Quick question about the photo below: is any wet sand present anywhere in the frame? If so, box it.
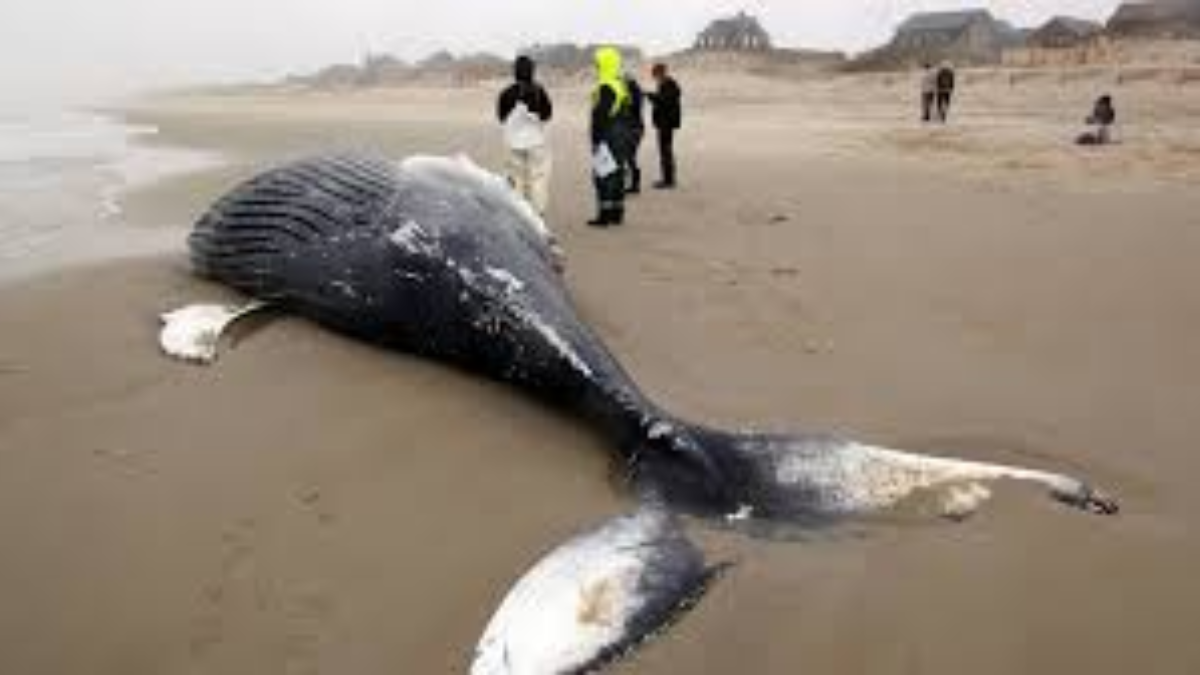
[3,74,1200,673]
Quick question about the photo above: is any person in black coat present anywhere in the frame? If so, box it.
[622,73,646,194]
[935,62,956,123]
[647,63,682,189]
[496,56,553,124]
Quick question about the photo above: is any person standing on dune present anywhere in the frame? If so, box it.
[647,62,682,189]
[588,47,632,227]
[497,55,554,214]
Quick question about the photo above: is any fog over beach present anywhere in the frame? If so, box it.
[3,1,1200,674]
[1,1,1123,106]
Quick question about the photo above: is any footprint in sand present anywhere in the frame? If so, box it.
[188,519,259,660]
[91,446,158,478]
[281,588,337,675]
[295,486,337,526]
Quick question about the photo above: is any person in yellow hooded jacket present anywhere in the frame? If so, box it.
[588,46,633,227]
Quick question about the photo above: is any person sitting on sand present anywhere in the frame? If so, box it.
[497,55,554,214]
[1077,94,1116,146]
[920,63,937,123]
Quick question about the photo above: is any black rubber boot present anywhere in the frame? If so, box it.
[627,168,641,195]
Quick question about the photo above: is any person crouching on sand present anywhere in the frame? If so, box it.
[588,47,632,227]
[497,55,554,214]
[1077,94,1116,146]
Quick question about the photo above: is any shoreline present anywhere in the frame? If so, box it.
[0,108,227,287]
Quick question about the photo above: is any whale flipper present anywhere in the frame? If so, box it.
[472,508,730,675]
[159,301,270,364]
[637,430,1118,527]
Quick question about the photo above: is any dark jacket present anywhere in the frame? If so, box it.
[497,56,553,124]
[649,77,682,130]
[1088,96,1115,126]
[935,67,955,93]
[625,77,645,132]
[591,85,630,149]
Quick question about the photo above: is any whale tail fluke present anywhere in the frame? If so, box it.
[633,426,1118,529]
[471,507,730,675]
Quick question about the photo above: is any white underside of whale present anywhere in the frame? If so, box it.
[471,510,681,675]
[774,441,1081,517]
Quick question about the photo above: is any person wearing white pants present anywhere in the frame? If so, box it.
[497,56,554,215]
[504,143,552,215]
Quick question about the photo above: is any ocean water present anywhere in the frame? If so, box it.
[0,108,219,284]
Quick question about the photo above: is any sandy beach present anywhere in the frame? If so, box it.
[3,72,1200,673]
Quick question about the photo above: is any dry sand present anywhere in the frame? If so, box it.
[3,73,1200,673]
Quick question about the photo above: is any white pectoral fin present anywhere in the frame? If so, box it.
[698,433,1120,526]
[846,443,1120,518]
[471,508,730,675]
[757,434,1120,521]
[158,301,269,364]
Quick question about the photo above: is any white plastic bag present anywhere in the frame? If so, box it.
[592,143,618,178]
[504,103,546,151]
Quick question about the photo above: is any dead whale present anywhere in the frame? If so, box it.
[160,152,1117,673]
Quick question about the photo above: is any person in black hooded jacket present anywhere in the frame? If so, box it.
[497,56,553,124]
[497,56,554,213]
[647,62,682,189]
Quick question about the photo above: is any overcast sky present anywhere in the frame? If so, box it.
[2,0,1121,108]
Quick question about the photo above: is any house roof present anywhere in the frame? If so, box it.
[898,9,994,34]
[1056,16,1101,31]
[1109,0,1200,27]
[1039,16,1102,35]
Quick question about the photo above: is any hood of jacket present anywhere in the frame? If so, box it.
[514,55,535,84]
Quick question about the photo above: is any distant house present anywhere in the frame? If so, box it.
[893,10,1017,55]
[359,53,413,86]
[307,64,363,89]
[856,9,1022,68]
[1028,16,1103,49]
[1004,16,1109,67]
[695,11,772,51]
[1108,1,1200,38]
[522,43,644,80]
